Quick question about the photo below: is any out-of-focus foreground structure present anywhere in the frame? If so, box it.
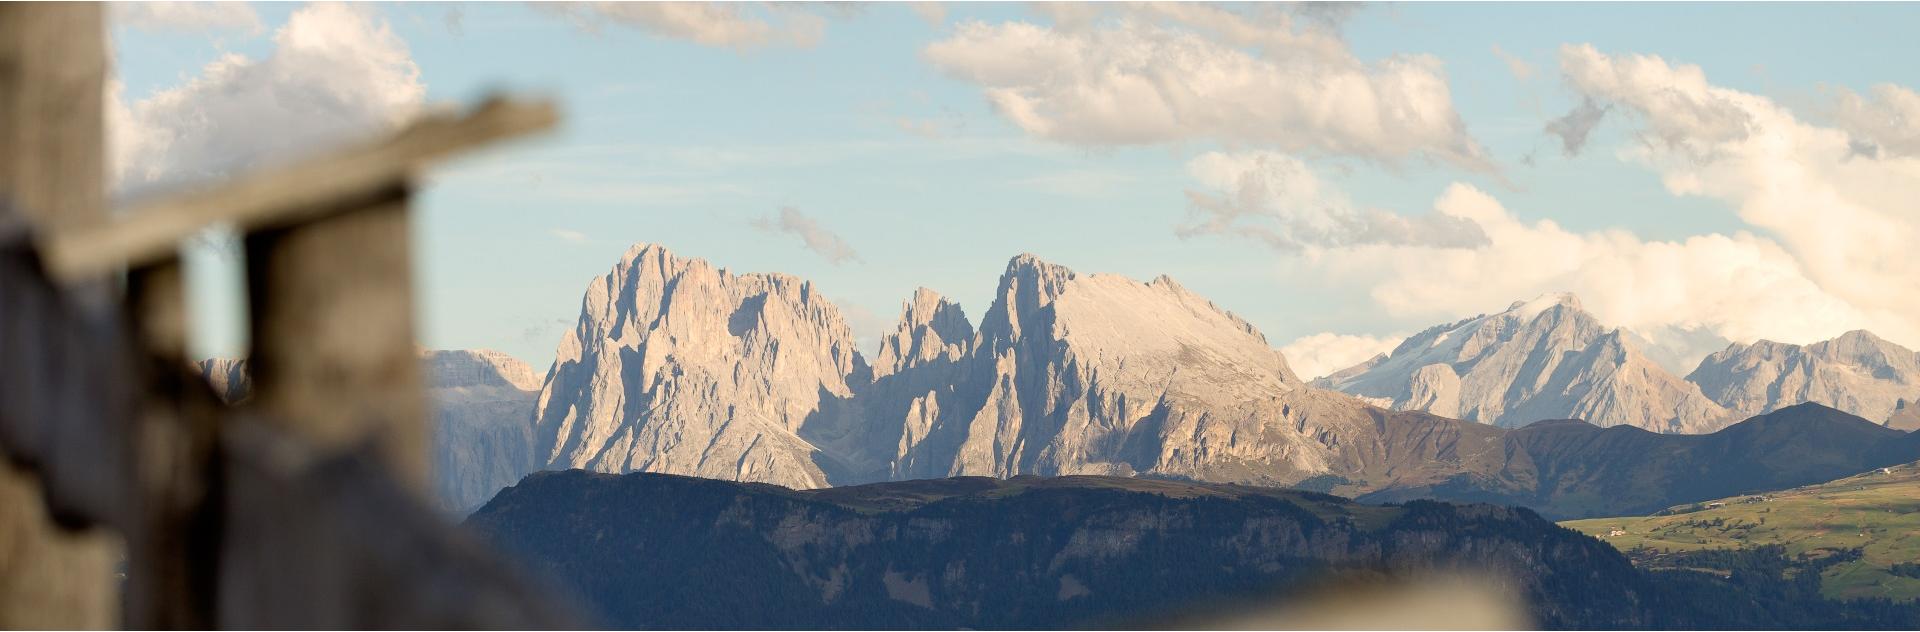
[0,4,574,628]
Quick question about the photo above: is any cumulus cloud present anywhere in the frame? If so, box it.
[111,1,264,35]
[1281,332,1405,381]
[540,2,829,50]
[922,4,1493,171]
[1830,83,1920,159]
[752,207,861,265]
[1303,183,1908,365]
[1542,44,1920,351]
[1180,151,1489,251]
[110,3,425,191]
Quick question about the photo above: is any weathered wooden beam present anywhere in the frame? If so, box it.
[0,3,118,627]
[244,186,430,494]
[39,97,557,282]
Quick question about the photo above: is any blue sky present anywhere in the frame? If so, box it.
[109,2,1920,379]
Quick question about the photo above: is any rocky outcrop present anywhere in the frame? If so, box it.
[530,244,877,489]
[1312,293,1732,433]
[1687,330,1920,424]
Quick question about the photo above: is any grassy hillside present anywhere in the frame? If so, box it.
[1563,460,1920,601]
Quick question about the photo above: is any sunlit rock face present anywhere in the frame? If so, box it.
[1688,330,1920,425]
[531,244,875,489]
[532,245,1363,489]
[1314,293,1733,433]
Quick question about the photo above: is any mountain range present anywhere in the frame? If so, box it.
[197,242,1920,518]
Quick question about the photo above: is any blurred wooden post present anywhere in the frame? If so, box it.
[125,258,223,628]
[0,3,117,628]
[244,186,430,494]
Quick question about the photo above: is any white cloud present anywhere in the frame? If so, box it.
[540,2,828,50]
[1281,332,1404,381]
[922,5,1492,171]
[1544,44,1920,350]
[1830,83,1920,159]
[111,1,264,36]
[752,207,861,265]
[110,3,425,191]
[550,228,588,243]
[1303,183,1900,364]
[1180,151,1488,251]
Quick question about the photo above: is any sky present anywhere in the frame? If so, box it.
[108,1,1920,380]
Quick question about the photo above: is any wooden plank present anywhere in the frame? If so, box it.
[0,4,118,628]
[39,97,556,282]
[243,187,430,494]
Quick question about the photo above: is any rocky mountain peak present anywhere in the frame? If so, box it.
[1687,329,1920,422]
[534,244,871,490]
[1316,293,1729,432]
[425,349,542,391]
[872,288,973,378]
[1505,292,1583,321]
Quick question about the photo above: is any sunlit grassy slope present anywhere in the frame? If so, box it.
[1563,460,1920,601]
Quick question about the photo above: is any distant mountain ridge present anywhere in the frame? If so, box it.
[1311,293,1732,433]
[1687,329,1920,424]
[1315,299,1920,431]
[466,470,1654,629]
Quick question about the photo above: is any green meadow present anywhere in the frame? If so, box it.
[1564,461,1920,601]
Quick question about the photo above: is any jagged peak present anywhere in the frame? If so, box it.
[1504,291,1583,320]
[620,241,675,263]
[1002,252,1077,281]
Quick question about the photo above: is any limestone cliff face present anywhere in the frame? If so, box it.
[530,244,875,489]
[1688,330,1920,424]
[422,350,542,513]
[1313,294,1732,433]
[891,255,1320,482]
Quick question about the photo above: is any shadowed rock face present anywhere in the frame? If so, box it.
[1313,293,1733,433]
[1688,330,1920,425]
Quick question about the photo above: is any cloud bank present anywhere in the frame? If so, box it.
[923,4,1492,171]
